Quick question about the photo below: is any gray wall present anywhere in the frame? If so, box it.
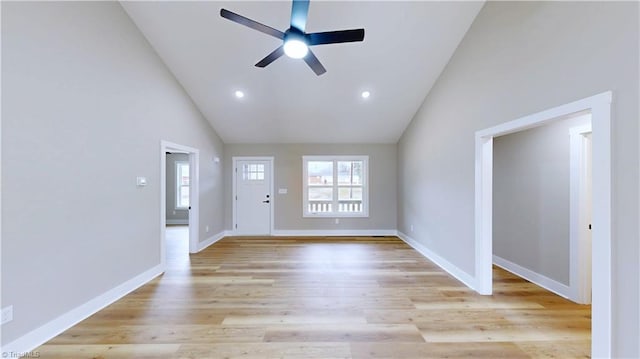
[1,2,224,345]
[224,144,397,232]
[397,2,638,356]
[493,115,590,285]
[165,153,189,224]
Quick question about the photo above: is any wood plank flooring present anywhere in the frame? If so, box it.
[35,228,591,358]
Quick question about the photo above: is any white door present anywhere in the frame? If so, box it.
[569,123,593,304]
[583,133,593,302]
[235,159,272,235]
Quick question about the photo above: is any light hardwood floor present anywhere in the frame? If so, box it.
[36,227,591,358]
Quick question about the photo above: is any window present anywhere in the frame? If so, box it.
[243,163,265,181]
[176,161,190,209]
[303,156,368,217]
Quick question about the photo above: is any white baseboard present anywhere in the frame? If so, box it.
[270,229,398,237]
[397,231,476,290]
[1,264,163,354]
[493,255,570,299]
[196,231,228,252]
[166,219,188,225]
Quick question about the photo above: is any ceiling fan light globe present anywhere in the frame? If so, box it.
[283,39,308,59]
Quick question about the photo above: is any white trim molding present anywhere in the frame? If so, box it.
[493,255,571,299]
[196,231,229,252]
[1,265,163,355]
[474,91,612,358]
[397,231,476,290]
[272,229,397,237]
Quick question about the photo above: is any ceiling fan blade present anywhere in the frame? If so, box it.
[307,29,365,46]
[290,0,310,32]
[220,8,285,40]
[303,49,326,76]
[255,46,285,68]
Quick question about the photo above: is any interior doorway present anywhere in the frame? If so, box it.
[474,91,612,357]
[166,152,190,225]
[160,140,200,268]
[164,151,191,264]
[491,114,591,302]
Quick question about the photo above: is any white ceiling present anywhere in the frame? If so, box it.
[122,1,483,144]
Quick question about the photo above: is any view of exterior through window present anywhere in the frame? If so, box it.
[176,161,190,209]
[303,156,368,217]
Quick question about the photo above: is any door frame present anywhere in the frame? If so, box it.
[474,91,612,357]
[569,123,593,304]
[160,140,200,268]
[232,156,274,235]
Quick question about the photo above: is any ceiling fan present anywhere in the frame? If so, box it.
[220,0,365,76]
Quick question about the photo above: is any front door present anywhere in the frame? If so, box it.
[234,158,272,235]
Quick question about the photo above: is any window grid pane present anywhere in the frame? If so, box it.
[308,161,333,185]
[337,161,363,185]
[179,186,189,208]
[243,163,265,181]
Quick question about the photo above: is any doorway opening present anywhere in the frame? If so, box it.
[160,141,200,269]
[490,113,593,303]
[165,151,191,264]
[474,91,612,357]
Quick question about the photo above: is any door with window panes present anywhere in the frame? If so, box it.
[235,159,272,234]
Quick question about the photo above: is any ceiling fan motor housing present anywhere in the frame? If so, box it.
[283,28,308,58]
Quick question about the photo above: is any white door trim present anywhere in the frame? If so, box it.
[569,123,593,304]
[474,91,612,358]
[232,156,274,235]
[160,140,200,270]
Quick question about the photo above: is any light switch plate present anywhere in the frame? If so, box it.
[278,188,288,194]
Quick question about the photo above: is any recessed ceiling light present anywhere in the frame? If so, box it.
[361,91,371,99]
[234,90,245,99]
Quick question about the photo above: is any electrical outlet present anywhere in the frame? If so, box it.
[410,225,414,232]
[1,305,13,325]
[205,225,210,233]
[335,218,340,224]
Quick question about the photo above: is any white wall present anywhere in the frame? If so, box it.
[397,2,638,357]
[224,144,397,233]
[493,115,590,285]
[1,2,224,345]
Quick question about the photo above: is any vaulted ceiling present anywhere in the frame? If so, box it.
[122,1,484,144]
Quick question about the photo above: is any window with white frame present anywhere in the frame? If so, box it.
[176,161,190,209]
[303,156,368,217]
